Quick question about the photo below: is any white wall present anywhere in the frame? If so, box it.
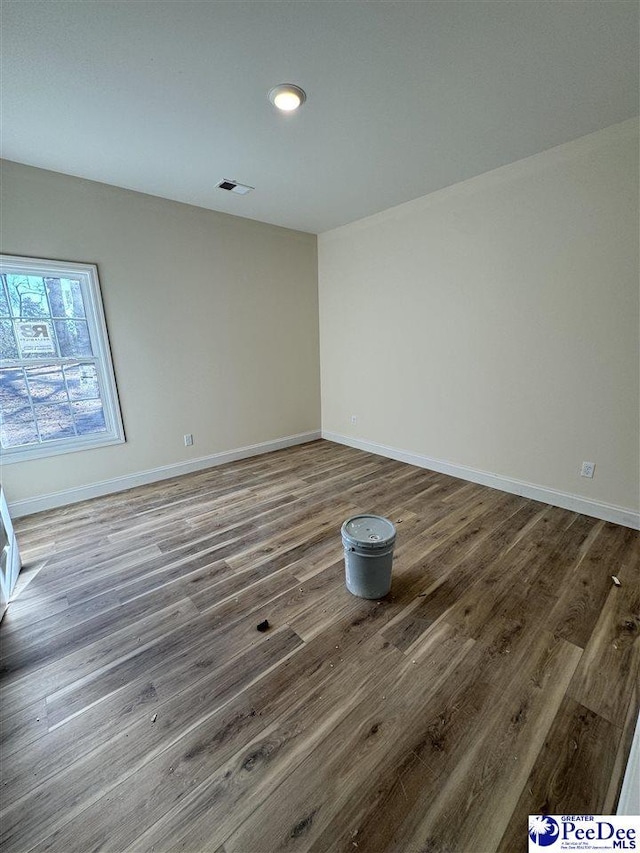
[1,161,320,510]
[319,120,639,524]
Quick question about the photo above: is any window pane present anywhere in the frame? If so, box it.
[45,277,85,318]
[24,365,68,403]
[6,275,50,318]
[33,402,76,440]
[0,283,10,318]
[65,363,100,399]
[54,320,92,357]
[1,409,38,447]
[72,399,107,434]
[0,321,19,359]
[0,369,38,447]
[1,368,29,413]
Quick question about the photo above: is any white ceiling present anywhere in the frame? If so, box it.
[2,0,638,234]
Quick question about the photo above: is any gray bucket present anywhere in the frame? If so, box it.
[341,515,397,599]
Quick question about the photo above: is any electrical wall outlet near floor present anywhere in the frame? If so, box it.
[184,434,193,447]
[580,461,595,478]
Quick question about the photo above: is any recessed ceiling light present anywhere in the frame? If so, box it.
[268,83,306,112]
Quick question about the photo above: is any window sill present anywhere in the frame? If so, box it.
[1,434,125,465]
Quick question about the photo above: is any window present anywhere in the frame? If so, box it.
[0,255,125,463]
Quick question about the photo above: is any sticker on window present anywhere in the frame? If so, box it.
[15,321,56,356]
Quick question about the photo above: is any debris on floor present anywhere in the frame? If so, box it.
[151,714,157,723]
[256,619,270,632]
[612,575,621,586]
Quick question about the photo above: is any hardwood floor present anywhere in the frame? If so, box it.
[1,439,638,853]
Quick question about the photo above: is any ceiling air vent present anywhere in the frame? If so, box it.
[216,179,254,195]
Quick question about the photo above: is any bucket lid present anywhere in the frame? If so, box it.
[341,515,396,549]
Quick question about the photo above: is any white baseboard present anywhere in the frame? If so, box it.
[9,431,321,518]
[322,431,640,530]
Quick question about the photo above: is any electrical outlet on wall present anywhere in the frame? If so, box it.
[580,461,595,478]
[351,415,357,425]
[184,434,194,447]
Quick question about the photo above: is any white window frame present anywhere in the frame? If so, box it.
[0,254,125,463]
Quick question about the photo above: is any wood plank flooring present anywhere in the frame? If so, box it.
[1,439,638,853]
